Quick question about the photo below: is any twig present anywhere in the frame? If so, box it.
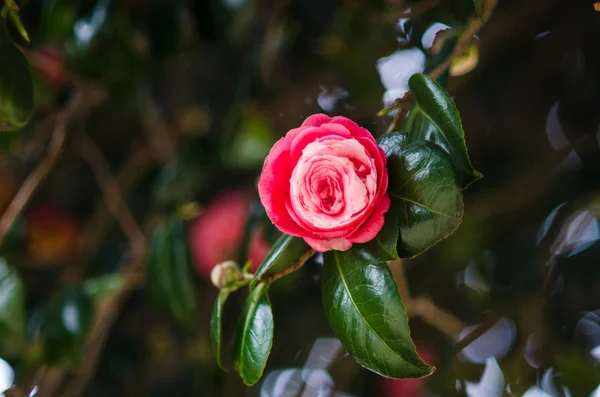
[72,134,147,262]
[384,0,499,133]
[411,296,466,339]
[69,144,155,280]
[0,87,105,246]
[428,0,499,82]
[389,260,467,339]
[260,249,315,284]
[452,312,501,353]
[61,268,144,397]
[140,100,178,164]
[389,259,412,302]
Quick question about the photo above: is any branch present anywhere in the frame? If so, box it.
[260,249,315,284]
[61,267,144,397]
[428,0,499,82]
[72,133,146,261]
[389,260,466,339]
[0,87,105,247]
[385,0,499,133]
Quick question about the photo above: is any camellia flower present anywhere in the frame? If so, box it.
[258,114,390,252]
[188,190,271,279]
[26,204,79,266]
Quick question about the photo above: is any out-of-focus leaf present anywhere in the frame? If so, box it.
[65,0,143,104]
[41,0,77,41]
[233,282,273,385]
[149,2,181,59]
[0,217,24,255]
[250,234,311,289]
[42,285,94,366]
[322,250,434,379]
[388,140,464,258]
[450,44,480,77]
[147,218,198,328]
[405,73,482,188]
[83,273,126,302]
[227,112,275,168]
[0,258,26,357]
[211,289,230,371]
[351,208,399,263]
[152,159,207,210]
[0,23,34,132]
[8,11,30,43]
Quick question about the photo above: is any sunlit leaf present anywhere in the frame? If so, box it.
[233,282,273,385]
[322,250,434,379]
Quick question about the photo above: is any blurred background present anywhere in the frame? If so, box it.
[1,0,600,396]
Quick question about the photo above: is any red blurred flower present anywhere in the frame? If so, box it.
[188,191,271,279]
[26,204,79,266]
[379,342,438,397]
[36,46,68,89]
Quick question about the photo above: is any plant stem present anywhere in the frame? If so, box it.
[261,249,315,284]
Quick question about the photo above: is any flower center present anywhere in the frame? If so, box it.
[289,137,377,230]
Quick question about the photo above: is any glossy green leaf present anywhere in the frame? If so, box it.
[83,273,126,302]
[233,282,273,385]
[388,141,464,258]
[322,251,434,379]
[211,289,230,371]
[377,132,407,156]
[405,73,482,188]
[250,234,311,289]
[351,208,399,263]
[43,285,94,366]
[0,258,26,356]
[148,218,198,328]
[0,23,33,132]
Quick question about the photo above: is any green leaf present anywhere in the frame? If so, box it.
[351,208,399,263]
[83,273,126,302]
[405,73,482,188]
[233,282,273,385]
[377,132,407,156]
[42,285,94,367]
[8,11,30,43]
[211,289,230,371]
[148,218,198,328]
[388,141,464,258]
[0,258,26,356]
[322,251,434,379]
[250,234,311,289]
[0,23,34,132]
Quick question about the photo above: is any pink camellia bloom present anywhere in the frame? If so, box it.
[379,343,438,397]
[258,114,390,252]
[188,190,271,279]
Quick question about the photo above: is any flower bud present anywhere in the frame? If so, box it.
[210,260,242,289]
